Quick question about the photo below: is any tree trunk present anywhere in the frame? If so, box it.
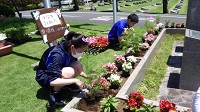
[163,0,168,14]
[116,0,119,12]
[73,0,79,11]
[11,0,21,18]
[58,0,62,8]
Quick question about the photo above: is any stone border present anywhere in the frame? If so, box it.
[61,28,187,112]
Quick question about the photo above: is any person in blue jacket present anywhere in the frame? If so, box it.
[36,31,89,111]
[108,13,139,50]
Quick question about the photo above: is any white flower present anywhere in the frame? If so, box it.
[122,62,132,72]
[156,23,164,30]
[127,55,137,63]
[108,74,122,83]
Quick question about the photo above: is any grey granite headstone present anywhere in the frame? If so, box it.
[180,0,200,91]
[186,0,200,31]
[180,30,200,91]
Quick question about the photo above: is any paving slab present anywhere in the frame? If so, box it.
[157,41,196,108]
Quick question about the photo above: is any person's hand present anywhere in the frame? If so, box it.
[121,39,126,42]
[75,79,88,89]
[80,72,88,78]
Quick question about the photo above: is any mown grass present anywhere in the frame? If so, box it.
[138,34,184,100]
[0,18,114,112]
[146,0,181,13]
[62,0,188,14]
[179,0,188,14]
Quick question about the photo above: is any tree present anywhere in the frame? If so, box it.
[73,0,79,11]
[163,0,168,13]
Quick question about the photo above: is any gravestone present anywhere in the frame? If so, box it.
[179,0,200,91]
[31,7,67,44]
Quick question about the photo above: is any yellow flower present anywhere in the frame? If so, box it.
[130,106,135,111]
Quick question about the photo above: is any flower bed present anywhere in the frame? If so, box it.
[61,28,187,112]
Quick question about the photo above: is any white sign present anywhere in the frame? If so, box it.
[40,13,61,28]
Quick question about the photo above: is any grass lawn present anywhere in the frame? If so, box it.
[138,34,184,100]
[62,0,188,15]
[179,0,188,14]
[0,18,114,112]
[146,0,181,13]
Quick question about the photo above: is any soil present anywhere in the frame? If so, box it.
[76,50,147,112]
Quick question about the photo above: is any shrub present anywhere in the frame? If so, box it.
[121,28,142,54]
[0,4,15,17]
[4,27,26,41]
[27,4,41,10]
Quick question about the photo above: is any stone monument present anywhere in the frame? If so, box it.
[180,0,200,91]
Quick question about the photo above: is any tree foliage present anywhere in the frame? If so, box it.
[0,0,41,9]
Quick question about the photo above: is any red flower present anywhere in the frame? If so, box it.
[159,100,177,112]
[127,91,144,109]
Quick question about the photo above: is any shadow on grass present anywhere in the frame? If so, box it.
[12,51,40,61]
[36,88,79,106]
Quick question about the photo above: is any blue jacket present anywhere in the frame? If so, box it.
[108,19,128,42]
[36,40,77,88]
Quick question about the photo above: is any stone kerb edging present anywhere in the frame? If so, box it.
[61,28,186,112]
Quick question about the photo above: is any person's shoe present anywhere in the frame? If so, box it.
[55,100,66,107]
[46,102,55,112]
[50,89,66,105]
[62,84,81,92]
[114,45,122,51]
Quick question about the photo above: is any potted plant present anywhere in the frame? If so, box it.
[155,14,161,24]
[139,42,150,51]
[127,91,144,111]
[126,55,137,67]
[86,77,111,100]
[0,38,14,57]
[144,33,155,46]
[170,21,176,28]
[121,62,132,77]
[102,62,118,78]
[114,54,126,71]
[175,23,181,28]
[181,22,185,28]
[107,74,122,89]
[165,19,170,28]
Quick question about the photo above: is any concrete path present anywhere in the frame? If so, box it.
[157,41,196,108]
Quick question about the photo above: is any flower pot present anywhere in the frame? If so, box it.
[121,70,130,78]
[110,84,120,89]
[0,42,14,56]
[116,64,122,71]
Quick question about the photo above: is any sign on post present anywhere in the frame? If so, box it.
[31,7,67,43]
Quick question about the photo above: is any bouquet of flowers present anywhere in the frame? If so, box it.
[122,62,132,72]
[102,62,118,74]
[127,91,144,111]
[107,74,122,88]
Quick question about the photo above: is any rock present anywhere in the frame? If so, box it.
[98,3,104,6]
[125,4,132,6]
[136,9,144,12]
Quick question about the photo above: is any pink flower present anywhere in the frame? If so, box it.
[114,55,126,66]
[102,62,118,74]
